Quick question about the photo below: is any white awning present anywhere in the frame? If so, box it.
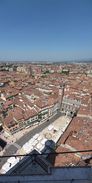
[38,135,42,141]
[32,140,38,147]
[23,142,33,153]
[28,138,34,144]
[36,143,43,150]
[41,138,47,145]
[2,162,11,172]
[32,133,39,140]
[7,157,19,164]
[48,125,53,131]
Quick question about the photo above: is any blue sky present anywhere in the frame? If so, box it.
[0,0,92,61]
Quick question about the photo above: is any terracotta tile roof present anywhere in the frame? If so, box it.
[3,99,13,110]
[23,108,37,120]
[54,146,80,167]
[14,95,33,109]
[35,98,48,109]
[12,107,24,121]
[58,116,92,153]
